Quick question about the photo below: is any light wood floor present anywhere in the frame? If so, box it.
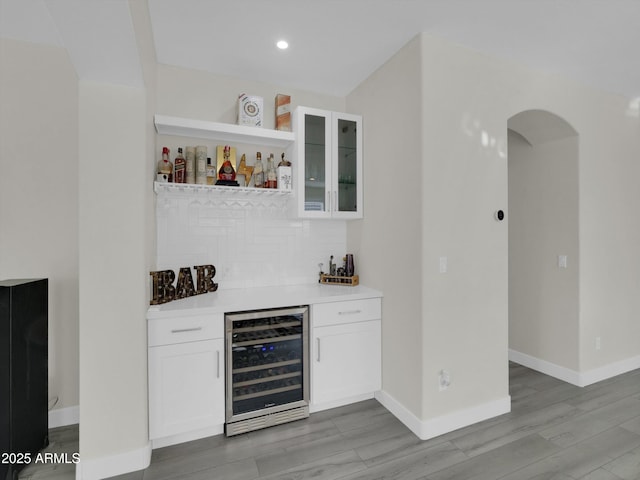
[19,363,640,479]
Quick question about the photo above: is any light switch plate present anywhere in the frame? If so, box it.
[558,255,568,268]
[439,256,447,273]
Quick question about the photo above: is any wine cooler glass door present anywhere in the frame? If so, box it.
[226,306,309,425]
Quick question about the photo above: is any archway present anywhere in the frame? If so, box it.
[507,110,580,378]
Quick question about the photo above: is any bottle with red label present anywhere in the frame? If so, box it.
[174,147,186,183]
[157,147,173,182]
[218,145,237,181]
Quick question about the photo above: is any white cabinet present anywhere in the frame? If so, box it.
[294,107,363,219]
[310,298,381,410]
[148,314,225,446]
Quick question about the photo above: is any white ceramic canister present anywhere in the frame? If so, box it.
[185,146,196,184]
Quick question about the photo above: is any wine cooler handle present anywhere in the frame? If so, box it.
[338,310,362,316]
[171,327,202,334]
[326,191,331,212]
[317,337,321,362]
[216,350,220,378]
[334,191,337,212]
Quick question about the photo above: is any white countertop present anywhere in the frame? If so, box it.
[147,283,383,320]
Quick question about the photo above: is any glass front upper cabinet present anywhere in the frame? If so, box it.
[295,107,362,219]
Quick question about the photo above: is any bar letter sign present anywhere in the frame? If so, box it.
[150,264,218,305]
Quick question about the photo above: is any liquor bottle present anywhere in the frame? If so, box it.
[254,152,264,188]
[157,147,173,182]
[174,147,186,183]
[277,151,293,190]
[206,157,215,185]
[278,152,291,167]
[218,145,237,181]
[266,153,277,188]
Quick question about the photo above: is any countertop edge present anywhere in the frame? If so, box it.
[147,284,383,320]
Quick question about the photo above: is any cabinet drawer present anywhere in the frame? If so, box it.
[148,314,224,347]
[312,298,381,328]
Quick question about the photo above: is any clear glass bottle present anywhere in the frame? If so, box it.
[254,152,264,188]
[266,153,277,188]
[157,147,173,182]
[206,157,215,185]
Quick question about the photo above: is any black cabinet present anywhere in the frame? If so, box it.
[0,279,49,480]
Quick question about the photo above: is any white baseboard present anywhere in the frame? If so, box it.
[151,424,224,449]
[580,355,640,386]
[49,405,80,428]
[309,392,375,414]
[375,390,511,441]
[75,442,151,480]
[509,349,582,386]
[509,349,640,387]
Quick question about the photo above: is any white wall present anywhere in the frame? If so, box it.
[508,129,579,371]
[77,81,150,478]
[419,34,509,421]
[0,38,79,419]
[346,36,425,419]
[156,63,345,129]
[347,31,640,437]
[577,96,640,373]
[76,3,157,478]
[417,29,640,409]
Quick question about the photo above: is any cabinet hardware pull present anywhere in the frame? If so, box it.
[170,327,202,333]
[317,338,321,362]
[216,350,220,378]
[338,310,361,315]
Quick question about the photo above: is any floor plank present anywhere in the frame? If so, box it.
[17,363,640,480]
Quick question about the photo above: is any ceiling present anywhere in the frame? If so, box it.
[1,0,639,100]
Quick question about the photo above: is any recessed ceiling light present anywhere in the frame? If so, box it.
[276,40,289,50]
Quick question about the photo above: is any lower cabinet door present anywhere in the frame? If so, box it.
[149,338,224,439]
[311,319,381,406]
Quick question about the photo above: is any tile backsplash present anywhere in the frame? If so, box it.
[156,194,346,290]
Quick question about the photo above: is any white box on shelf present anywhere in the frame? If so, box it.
[238,94,263,127]
[277,166,292,191]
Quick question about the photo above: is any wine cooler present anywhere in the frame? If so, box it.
[225,306,309,436]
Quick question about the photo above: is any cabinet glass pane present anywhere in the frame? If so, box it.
[229,312,305,417]
[337,119,357,212]
[304,114,326,212]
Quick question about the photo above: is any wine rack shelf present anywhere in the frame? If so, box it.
[154,182,292,210]
[154,182,292,196]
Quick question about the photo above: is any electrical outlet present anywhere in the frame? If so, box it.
[596,337,601,350]
[439,369,451,391]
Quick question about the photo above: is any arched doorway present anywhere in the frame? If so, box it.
[507,110,580,377]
